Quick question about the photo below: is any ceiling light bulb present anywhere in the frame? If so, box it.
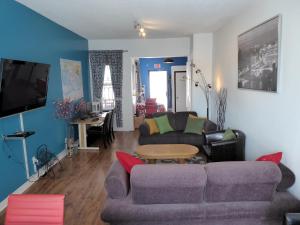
[141,32,146,37]
[139,27,144,33]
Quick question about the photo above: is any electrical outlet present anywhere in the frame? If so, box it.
[32,156,38,173]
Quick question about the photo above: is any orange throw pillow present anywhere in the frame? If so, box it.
[145,118,160,135]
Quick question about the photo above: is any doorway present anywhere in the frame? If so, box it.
[174,71,187,112]
[149,71,168,109]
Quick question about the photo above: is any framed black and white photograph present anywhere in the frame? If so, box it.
[238,15,281,92]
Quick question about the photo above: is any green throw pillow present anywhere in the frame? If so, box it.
[223,129,236,141]
[184,116,206,135]
[154,115,174,134]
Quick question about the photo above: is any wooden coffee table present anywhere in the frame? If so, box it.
[135,144,199,164]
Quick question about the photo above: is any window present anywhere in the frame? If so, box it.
[102,65,115,110]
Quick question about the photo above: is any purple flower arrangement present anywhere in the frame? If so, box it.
[54,98,86,121]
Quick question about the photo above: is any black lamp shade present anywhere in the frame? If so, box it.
[164,58,174,64]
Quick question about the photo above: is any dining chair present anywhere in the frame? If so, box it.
[87,112,111,149]
[109,109,115,142]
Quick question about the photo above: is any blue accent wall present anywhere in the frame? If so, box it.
[139,57,187,108]
[0,0,89,202]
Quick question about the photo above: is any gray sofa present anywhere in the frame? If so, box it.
[139,111,217,148]
[101,161,300,225]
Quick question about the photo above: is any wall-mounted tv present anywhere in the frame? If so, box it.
[0,59,50,118]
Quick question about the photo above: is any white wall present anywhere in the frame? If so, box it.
[213,0,300,198]
[89,38,190,131]
[191,33,214,118]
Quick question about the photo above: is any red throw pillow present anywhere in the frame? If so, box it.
[116,151,144,173]
[256,152,283,165]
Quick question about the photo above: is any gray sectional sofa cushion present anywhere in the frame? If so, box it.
[139,111,217,148]
[101,161,300,225]
[205,161,282,202]
[131,164,206,204]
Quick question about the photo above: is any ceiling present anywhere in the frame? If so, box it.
[17,0,258,39]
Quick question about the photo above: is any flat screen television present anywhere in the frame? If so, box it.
[0,58,50,118]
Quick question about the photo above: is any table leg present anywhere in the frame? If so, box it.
[148,159,156,164]
[178,159,186,164]
[78,124,87,149]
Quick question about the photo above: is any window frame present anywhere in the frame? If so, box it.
[102,65,115,111]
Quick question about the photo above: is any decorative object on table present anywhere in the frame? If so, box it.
[191,64,212,119]
[216,88,227,130]
[60,58,84,101]
[238,15,281,92]
[35,144,63,178]
[54,98,85,156]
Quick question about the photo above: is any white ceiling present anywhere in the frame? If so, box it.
[17,0,258,39]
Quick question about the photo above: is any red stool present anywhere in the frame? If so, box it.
[5,194,65,225]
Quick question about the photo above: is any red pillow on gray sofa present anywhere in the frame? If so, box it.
[256,152,282,165]
[116,151,144,173]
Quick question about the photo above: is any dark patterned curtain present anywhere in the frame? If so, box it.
[135,60,142,103]
[89,50,123,127]
[89,51,106,103]
[109,51,123,127]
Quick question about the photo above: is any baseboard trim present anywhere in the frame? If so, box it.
[0,149,67,213]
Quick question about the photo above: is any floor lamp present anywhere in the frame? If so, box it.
[194,68,212,119]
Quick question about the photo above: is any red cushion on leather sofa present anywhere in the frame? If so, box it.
[256,152,283,165]
[5,194,65,225]
[116,151,144,173]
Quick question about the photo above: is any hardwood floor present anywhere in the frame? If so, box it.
[0,131,139,225]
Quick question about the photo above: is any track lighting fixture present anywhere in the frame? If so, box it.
[134,23,146,38]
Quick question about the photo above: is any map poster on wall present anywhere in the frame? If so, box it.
[60,59,84,101]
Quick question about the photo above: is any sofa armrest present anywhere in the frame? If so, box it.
[203,130,225,144]
[210,139,237,147]
[204,120,217,133]
[105,161,129,199]
[139,122,150,137]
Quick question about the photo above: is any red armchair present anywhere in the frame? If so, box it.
[5,194,65,225]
